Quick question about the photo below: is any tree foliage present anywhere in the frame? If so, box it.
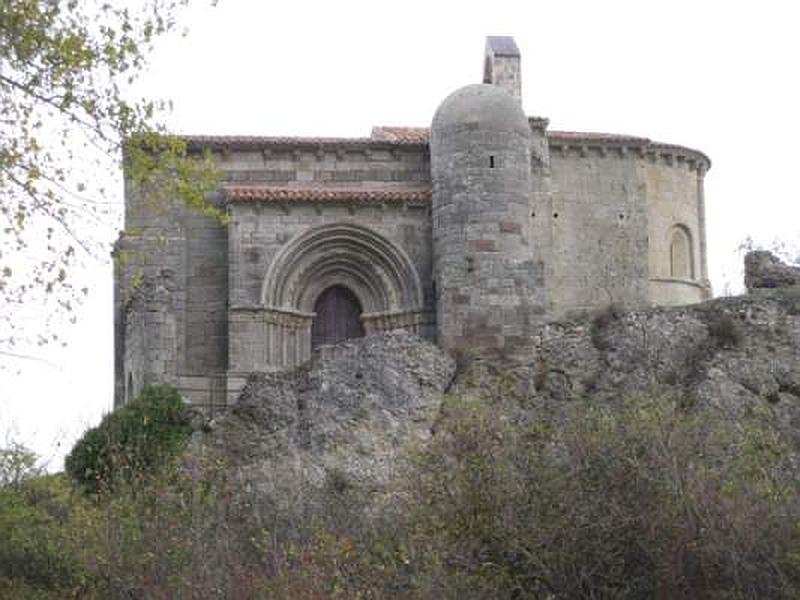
[0,473,86,597]
[0,440,41,487]
[0,0,219,354]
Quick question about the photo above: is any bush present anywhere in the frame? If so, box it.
[12,381,799,598]
[403,393,800,598]
[0,474,88,597]
[590,302,623,351]
[65,384,192,494]
[705,311,744,348]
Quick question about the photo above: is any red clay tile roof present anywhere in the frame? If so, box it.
[183,128,693,151]
[370,127,651,145]
[368,127,661,147]
[182,133,426,151]
[225,185,432,204]
[183,126,708,167]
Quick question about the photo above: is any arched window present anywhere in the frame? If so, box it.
[311,285,364,348]
[669,226,693,279]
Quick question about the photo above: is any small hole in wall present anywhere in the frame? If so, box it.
[489,155,495,168]
[553,212,559,219]
[619,213,625,220]
[531,211,536,217]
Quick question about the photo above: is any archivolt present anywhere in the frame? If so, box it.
[262,223,423,314]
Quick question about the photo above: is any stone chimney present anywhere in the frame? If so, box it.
[483,36,521,102]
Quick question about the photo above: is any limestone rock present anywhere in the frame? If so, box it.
[530,291,800,429]
[745,250,800,291]
[192,331,455,510]
[189,290,799,519]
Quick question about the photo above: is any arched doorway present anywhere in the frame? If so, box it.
[255,223,426,370]
[311,285,364,348]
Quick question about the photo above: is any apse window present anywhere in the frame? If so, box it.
[669,225,694,279]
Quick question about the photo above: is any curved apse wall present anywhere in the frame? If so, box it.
[546,133,711,313]
[644,145,711,306]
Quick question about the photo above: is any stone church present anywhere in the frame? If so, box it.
[114,37,712,409]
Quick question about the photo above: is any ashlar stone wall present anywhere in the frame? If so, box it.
[115,186,228,409]
[644,150,710,305]
[227,203,433,362]
[547,144,650,316]
[219,142,434,401]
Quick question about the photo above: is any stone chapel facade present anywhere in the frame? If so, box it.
[114,37,712,409]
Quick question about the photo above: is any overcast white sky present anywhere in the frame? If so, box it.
[2,0,798,469]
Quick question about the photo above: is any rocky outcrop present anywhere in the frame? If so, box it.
[532,290,800,414]
[192,288,800,513]
[745,250,800,291]
[192,331,455,509]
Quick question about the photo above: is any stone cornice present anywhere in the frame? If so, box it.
[182,126,711,173]
[547,133,711,173]
[649,277,711,290]
[648,143,711,172]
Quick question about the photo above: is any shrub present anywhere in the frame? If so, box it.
[403,393,800,598]
[0,474,87,597]
[590,302,623,350]
[705,311,744,348]
[22,381,800,598]
[65,384,192,494]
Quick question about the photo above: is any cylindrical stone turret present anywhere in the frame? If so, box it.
[430,83,543,355]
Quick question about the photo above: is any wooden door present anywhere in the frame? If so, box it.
[311,285,364,348]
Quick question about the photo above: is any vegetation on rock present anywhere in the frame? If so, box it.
[3,382,799,598]
[64,384,192,495]
[2,290,799,597]
[401,392,800,598]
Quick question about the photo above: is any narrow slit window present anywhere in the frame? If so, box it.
[489,155,495,168]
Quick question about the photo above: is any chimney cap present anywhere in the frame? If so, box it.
[486,36,520,57]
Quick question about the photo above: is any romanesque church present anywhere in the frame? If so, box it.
[115,37,711,409]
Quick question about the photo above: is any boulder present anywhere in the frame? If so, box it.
[745,250,800,290]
